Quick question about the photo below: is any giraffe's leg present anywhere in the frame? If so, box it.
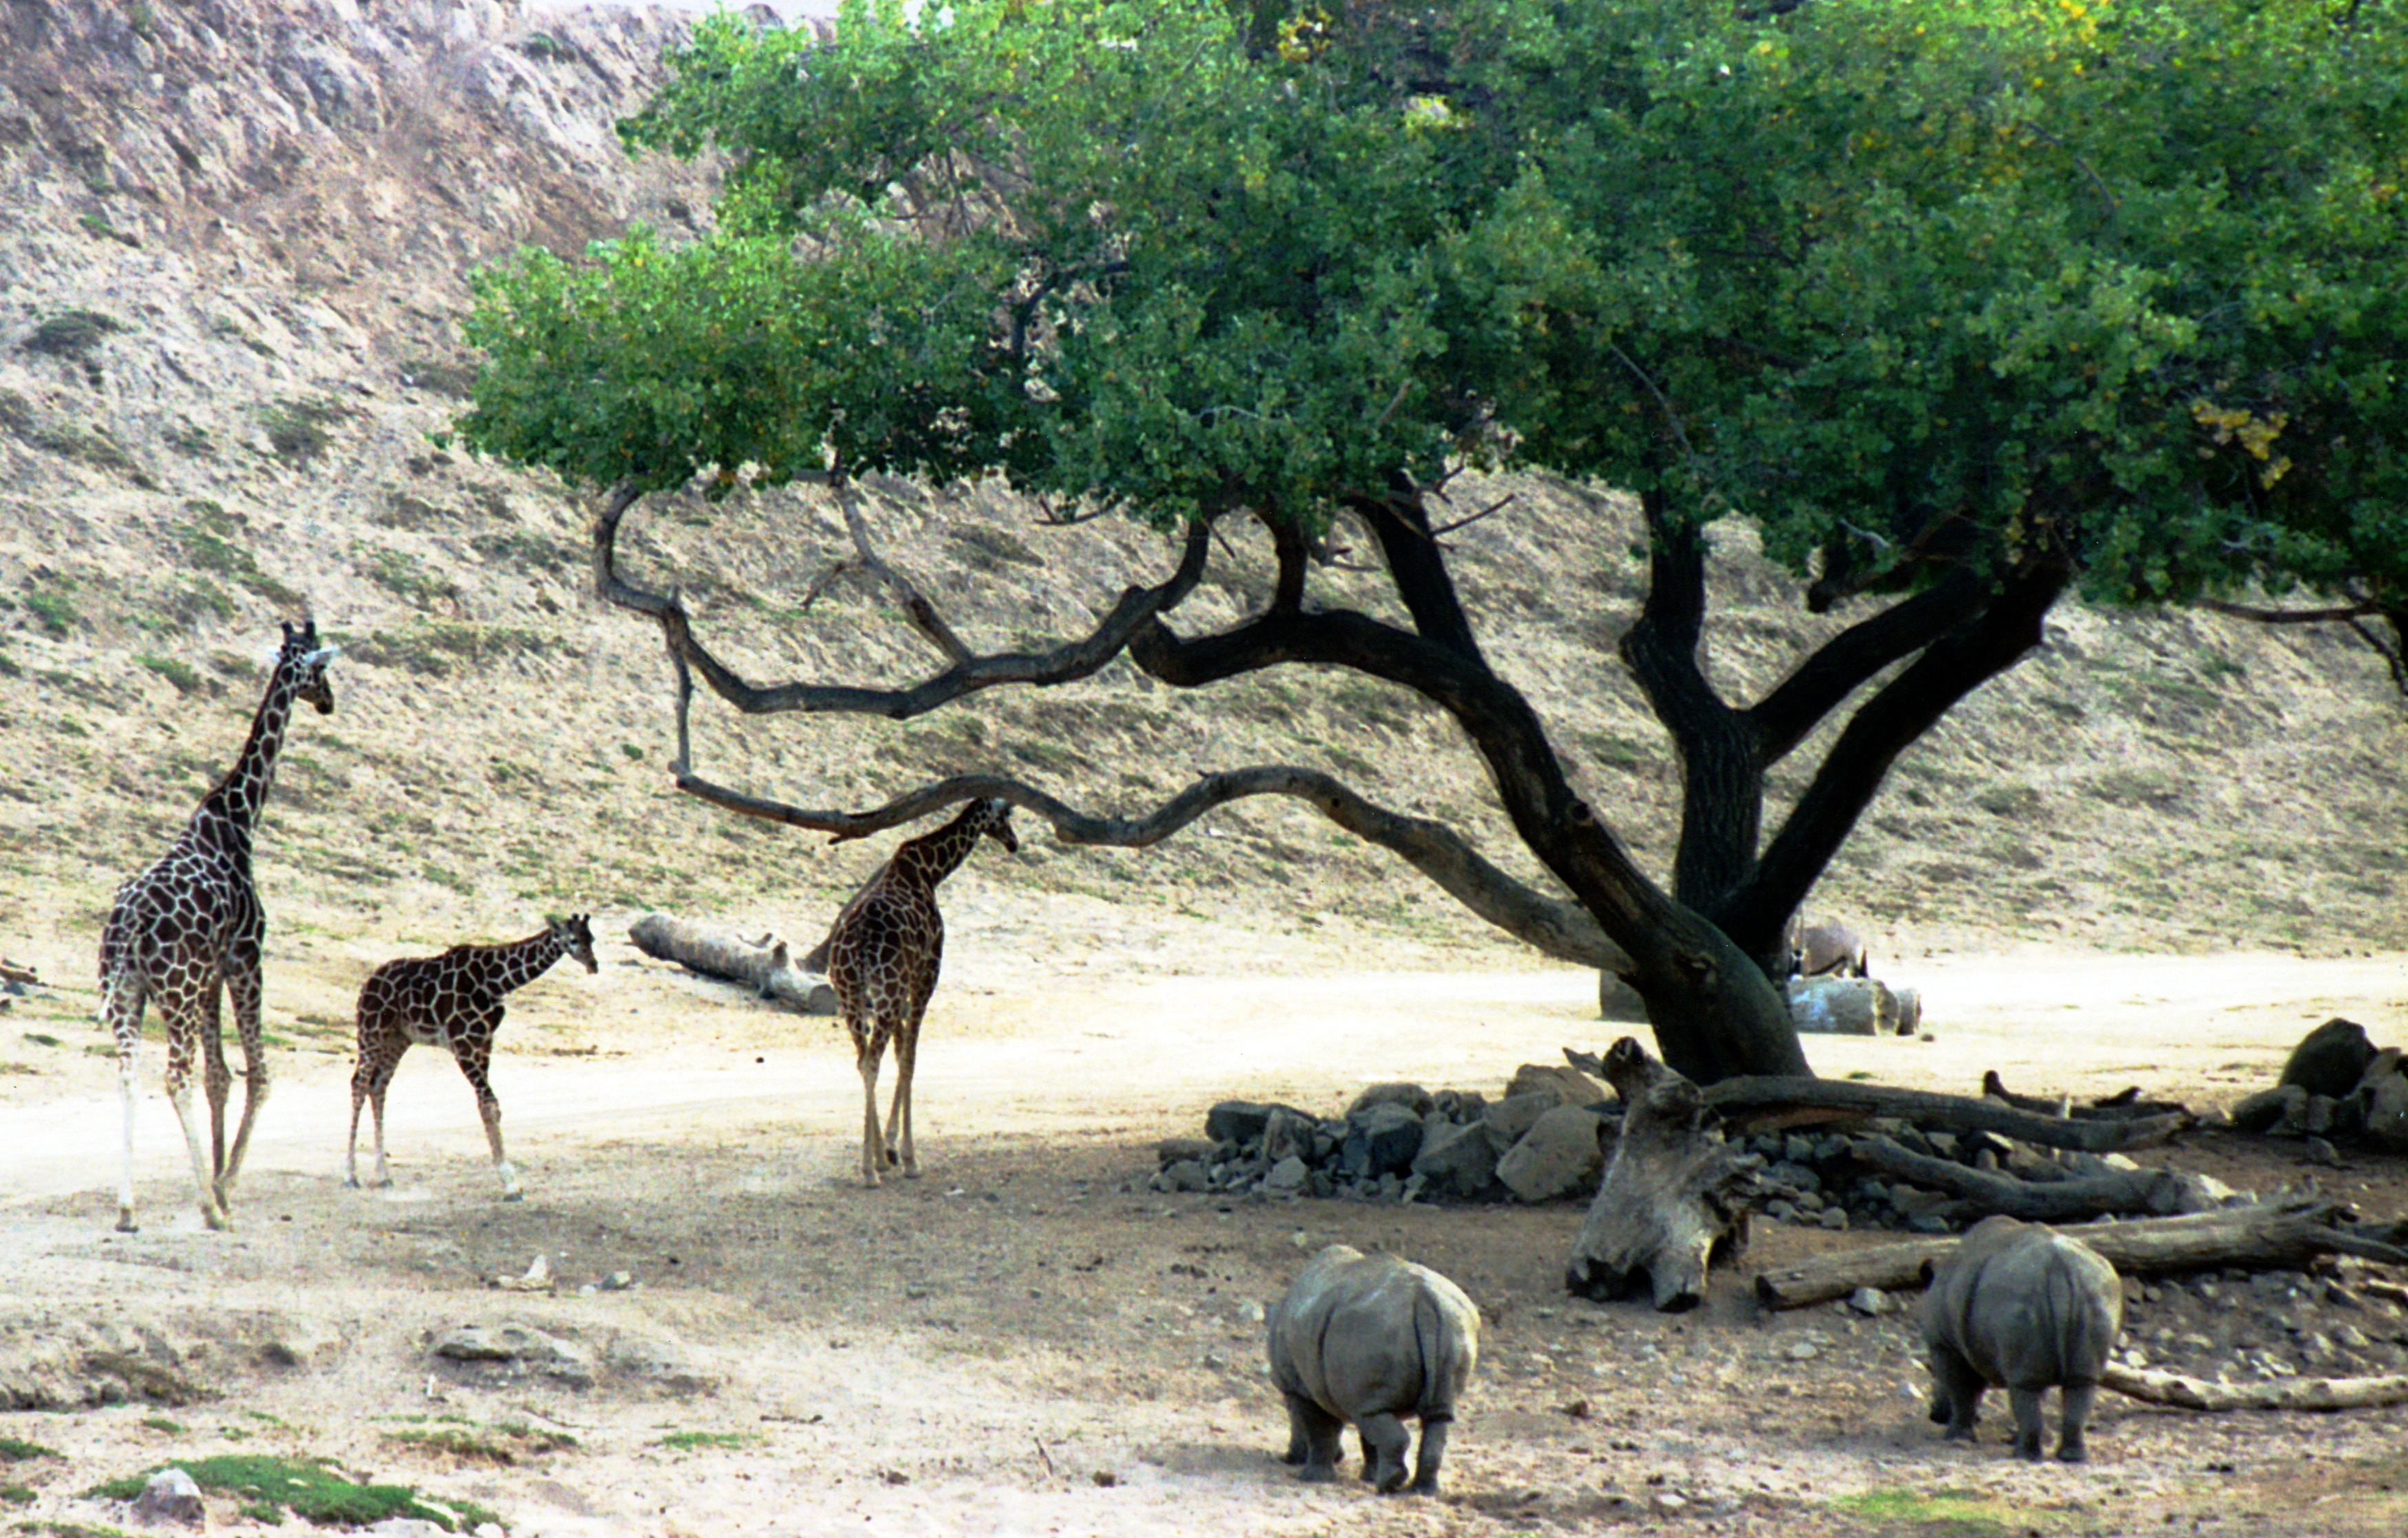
[888,1017,923,1178]
[346,1018,397,1189]
[455,1007,520,1200]
[198,981,231,1183]
[853,1015,886,1188]
[218,944,271,1203]
[159,1003,229,1231]
[368,1052,401,1189]
[104,969,144,1234]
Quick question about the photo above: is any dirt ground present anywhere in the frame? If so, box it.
[3,909,2405,1538]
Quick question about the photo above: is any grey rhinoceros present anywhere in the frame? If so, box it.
[1920,1215,2124,1462]
[1266,1243,1482,1495]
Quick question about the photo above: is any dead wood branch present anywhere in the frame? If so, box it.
[1981,1070,2187,1121]
[627,913,835,1015]
[835,479,974,664]
[1753,1201,2398,1311]
[0,959,36,987]
[1566,1039,1759,1311]
[2101,1364,2408,1412]
[1702,1076,2190,1154]
[1852,1134,2230,1223]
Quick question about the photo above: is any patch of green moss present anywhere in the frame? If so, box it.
[23,310,124,358]
[654,1431,751,1452]
[83,1454,483,1531]
[1828,1487,2029,1536]
[0,1440,57,1463]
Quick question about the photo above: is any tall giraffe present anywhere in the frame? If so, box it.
[100,619,338,1232]
[345,914,598,1200]
[825,798,1018,1187]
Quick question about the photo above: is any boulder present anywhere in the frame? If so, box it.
[2230,1083,2306,1134]
[1157,1136,1218,1169]
[1264,1155,1311,1197]
[2361,1050,2408,1150]
[1346,1083,1435,1119]
[1787,977,1901,1036]
[1206,1100,1315,1147]
[134,1468,205,1528]
[1262,1107,1319,1166]
[1482,1091,1559,1147]
[1505,1063,1606,1108]
[2279,1018,2378,1100]
[1340,1103,1426,1179]
[1411,1119,1506,1201]
[1496,1106,1608,1203]
[1598,973,1648,1022]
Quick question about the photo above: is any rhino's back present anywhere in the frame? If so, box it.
[1949,1229,2122,1389]
[1270,1247,1481,1420]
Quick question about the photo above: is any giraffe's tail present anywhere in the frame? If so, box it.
[97,929,145,1042]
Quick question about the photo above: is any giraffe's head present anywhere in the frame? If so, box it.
[277,618,339,716]
[972,796,1019,854]
[548,913,600,973]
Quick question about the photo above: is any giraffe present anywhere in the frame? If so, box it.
[99,619,339,1232]
[345,914,598,1200]
[825,798,1018,1187]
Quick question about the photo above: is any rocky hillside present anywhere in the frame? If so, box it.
[3,0,2406,988]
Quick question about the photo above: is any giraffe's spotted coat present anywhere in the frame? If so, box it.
[825,798,1017,1187]
[345,914,598,1199]
[99,619,337,1232]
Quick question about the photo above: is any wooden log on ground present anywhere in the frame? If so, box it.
[0,959,36,987]
[1787,977,1901,1037]
[1702,1075,2190,1154]
[1980,1070,2188,1121]
[1752,1201,2400,1311]
[627,913,837,1015]
[1853,1135,2230,1223]
[2102,1364,2408,1412]
[1564,1039,1759,1312]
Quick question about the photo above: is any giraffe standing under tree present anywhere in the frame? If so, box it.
[824,798,1018,1187]
[100,619,339,1232]
[346,914,598,1200]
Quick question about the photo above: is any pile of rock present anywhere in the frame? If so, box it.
[2232,1019,2408,1157]
[1153,1065,1625,1206]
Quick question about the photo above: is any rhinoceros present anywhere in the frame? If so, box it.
[1920,1215,2124,1462]
[1266,1243,1481,1495]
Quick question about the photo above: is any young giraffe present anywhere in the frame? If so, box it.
[826,798,1018,1186]
[100,619,338,1232]
[345,914,598,1200]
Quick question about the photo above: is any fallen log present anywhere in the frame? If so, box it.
[1753,1201,2405,1311]
[1980,1070,2187,1122]
[0,959,36,987]
[2102,1364,2408,1413]
[1702,1075,2190,1154]
[1564,1039,1758,1313]
[627,913,837,1016]
[1853,1135,2231,1224]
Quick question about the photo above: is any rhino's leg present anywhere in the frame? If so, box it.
[1357,1413,1411,1494]
[1284,1393,1344,1481]
[2007,1387,2046,1462]
[1930,1346,1985,1440]
[2056,1382,2097,1463]
[1407,1418,1450,1497]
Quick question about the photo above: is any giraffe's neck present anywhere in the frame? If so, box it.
[891,809,990,891]
[193,671,302,856]
[478,930,567,996]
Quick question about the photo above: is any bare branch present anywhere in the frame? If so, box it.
[2200,596,2380,625]
[671,762,1626,970]
[1428,493,1516,539]
[590,482,1215,720]
[835,479,974,663]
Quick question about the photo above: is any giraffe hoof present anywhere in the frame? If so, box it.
[501,1190,525,1203]
[115,1215,138,1235]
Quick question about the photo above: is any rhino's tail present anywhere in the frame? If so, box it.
[2042,1250,2118,1381]
[1412,1289,1464,1423]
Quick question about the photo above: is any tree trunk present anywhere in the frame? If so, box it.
[1752,1201,2397,1311]
[1564,1039,1760,1311]
[627,913,837,1014]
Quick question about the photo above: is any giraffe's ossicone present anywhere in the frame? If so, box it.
[100,619,339,1233]
[346,913,598,1200]
[823,798,1018,1187]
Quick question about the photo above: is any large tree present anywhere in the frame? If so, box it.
[454,0,2408,1083]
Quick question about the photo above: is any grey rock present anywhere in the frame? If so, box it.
[2279,1018,2378,1100]
[1410,1119,1505,1201]
[1495,1106,1606,1203]
[134,1467,205,1527]
[603,1332,714,1394]
[365,1521,454,1538]
[1433,1088,1489,1121]
[1261,1107,1319,1167]
[1765,1199,1799,1224]
[1341,1103,1426,1179]
[1847,1287,1893,1318]
[1264,1156,1310,1196]
[1482,1092,1559,1147]
[1163,1159,1209,1193]
[1157,1136,1217,1169]
[1818,1207,1848,1231]
[2305,1136,2345,1167]
[1346,1083,1434,1120]
[2230,1083,2307,1135]
[1206,1101,1315,1146]
[1598,973,1648,1021]
[1505,1063,1606,1108]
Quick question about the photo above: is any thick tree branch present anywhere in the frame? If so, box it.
[591,481,1214,720]
[671,764,1627,968]
[835,479,974,663]
[1746,564,1989,762]
[2198,596,2381,625]
[1724,561,2071,948]
[1347,484,1488,663]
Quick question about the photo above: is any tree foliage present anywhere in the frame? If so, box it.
[455,0,2408,1081]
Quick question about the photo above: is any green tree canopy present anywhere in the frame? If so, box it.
[456,0,2408,1081]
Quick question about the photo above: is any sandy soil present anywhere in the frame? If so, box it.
[3,916,2405,1537]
